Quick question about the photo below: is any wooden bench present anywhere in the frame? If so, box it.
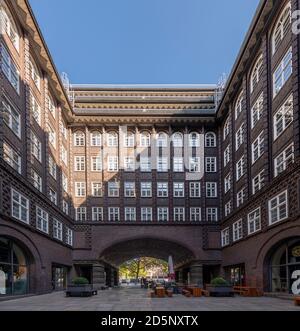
[186,287,202,297]
[295,297,300,306]
[182,289,192,297]
[233,286,262,297]
[201,289,210,297]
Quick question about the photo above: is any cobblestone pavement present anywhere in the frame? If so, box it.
[0,287,299,311]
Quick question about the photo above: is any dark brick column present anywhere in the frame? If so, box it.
[92,263,106,289]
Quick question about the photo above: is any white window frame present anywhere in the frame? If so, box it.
[274,143,294,177]
[141,182,152,198]
[174,207,185,222]
[248,208,261,235]
[36,206,49,234]
[92,207,103,222]
[190,182,201,198]
[125,207,136,222]
[53,219,63,241]
[206,182,217,198]
[2,96,21,138]
[11,189,29,224]
[251,93,264,129]
[251,132,264,164]
[233,219,243,242]
[109,207,120,222]
[157,207,169,222]
[3,142,21,174]
[273,47,292,97]
[273,94,293,140]
[268,190,288,225]
[221,228,230,247]
[157,182,168,198]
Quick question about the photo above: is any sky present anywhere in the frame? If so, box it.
[29,0,260,85]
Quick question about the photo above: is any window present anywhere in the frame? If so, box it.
[207,208,218,222]
[190,182,201,198]
[74,131,85,146]
[49,189,57,205]
[173,157,184,172]
[31,131,42,162]
[274,144,294,177]
[190,208,201,222]
[248,208,261,234]
[2,96,20,137]
[221,228,230,247]
[252,171,264,195]
[108,156,118,172]
[233,220,243,242]
[237,188,246,208]
[29,58,41,90]
[158,207,168,222]
[250,55,263,93]
[91,131,101,146]
[273,48,292,97]
[268,191,288,225]
[11,189,29,224]
[1,5,20,50]
[30,93,41,125]
[274,94,293,139]
[205,132,216,147]
[92,183,103,197]
[174,207,185,222]
[223,118,230,140]
[272,2,292,55]
[53,219,63,241]
[36,207,49,234]
[109,207,120,222]
[225,201,232,217]
[141,182,152,198]
[74,156,85,172]
[157,132,168,148]
[62,200,69,215]
[141,207,152,222]
[124,182,135,197]
[62,173,68,192]
[92,207,103,222]
[235,123,245,151]
[48,125,56,148]
[157,157,168,172]
[157,183,168,198]
[107,132,118,147]
[3,142,21,174]
[205,157,217,173]
[66,228,73,246]
[224,174,231,193]
[108,182,120,197]
[48,94,56,118]
[251,93,264,129]
[206,182,217,198]
[189,157,201,173]
[31,169,42,192]
[173,183,185,198]
[60,121,68,140]
[76,207,86,222]
[125,207,136,222]
[75,182,86,197]
[235,92,244,119]
[140,157,151,172]
[172,133,183,148]
[252,132,264,164]
[61,145,68,165]
[224,145,231,166]
[236,156,245,181]
[124,132,135,147]
[91,155,102,172]
[140,132,151,147]
[49,156,57,179]
[189,132,200,147]
[124,156,135,172]
[1,44,19,92]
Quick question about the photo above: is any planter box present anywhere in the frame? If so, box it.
[66,285,98,297]
[206,285,234,297]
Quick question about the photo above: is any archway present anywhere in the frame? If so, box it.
[265,237,300,294]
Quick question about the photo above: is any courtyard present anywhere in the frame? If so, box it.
[0,287,299,311]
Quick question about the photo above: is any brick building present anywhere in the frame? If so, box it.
[0,0,299,296]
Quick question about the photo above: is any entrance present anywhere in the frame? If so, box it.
[269,238,300,293]
[52,265,68,291]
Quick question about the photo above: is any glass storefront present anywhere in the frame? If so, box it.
[270,239,300,293]
[52,266,68,291]
[0,237,28,296]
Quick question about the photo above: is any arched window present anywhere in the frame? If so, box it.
[250,55,263,93]
[157,132,168,148]
[223,117,231,140]
[124,132,135,147]
[172,132,183,148]
[272,2,291,55]
[205,132,217,148]
[29,57,41,90]
[90,131,102,147]
[189,132,200,147]
[107,132,118,147]
[235,91,244,120]
[74,131,85,146]
[140,131,151,147]
[1,4,20,51]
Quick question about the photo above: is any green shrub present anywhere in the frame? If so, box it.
[210,277,229,287]
[72,277,89,285]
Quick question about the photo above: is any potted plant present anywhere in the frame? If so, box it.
[206,277,234,297]
[66,277,97,297]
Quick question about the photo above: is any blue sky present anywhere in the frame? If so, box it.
[29,0,260,85]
